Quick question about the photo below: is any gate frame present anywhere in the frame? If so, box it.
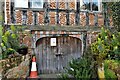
[31,30,87,56]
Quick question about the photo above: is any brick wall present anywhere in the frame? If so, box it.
[69,2,76,10]
[38,11,44,25]
[49,12,56,25]
[15,10,22,24]
[4,1,113,27]
[80,13,86,26]
[59,12,66,25]
[69,13,75,25]
[89,13,95,26]
[5,0,11,24]
[0,55,26,75]
[49,1,56,9]
[59,2,65,9]
[19,31,32,54]
[98,13,104,26]
[27,10,33,25]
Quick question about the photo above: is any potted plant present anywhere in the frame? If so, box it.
[17,43,28,55]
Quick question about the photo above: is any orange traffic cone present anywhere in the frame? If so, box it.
[30,56,38,78]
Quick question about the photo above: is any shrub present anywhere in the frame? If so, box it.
[60,48,98,79]
[104,60,118,80]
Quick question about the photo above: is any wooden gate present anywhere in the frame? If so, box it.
[36,36,82,74]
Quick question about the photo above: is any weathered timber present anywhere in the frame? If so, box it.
[10,1,108,27]
[44,2,49,24]
[29,25,103,32]
[66,2,69,25]
[56,1,59,24]
[36,36,82,74]
[94,13,98,26]
[75,0,80,25]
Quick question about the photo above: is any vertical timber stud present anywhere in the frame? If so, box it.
[11,1,15,23]
[66,2,69,25]
[94,13,98,26]
[106,3,110,26]
[34,12,37,25]
[83,32,87,55]
[86,11,89,27]
[103,3,109,27]
[44,1,49,25]
[56,0,59,24]
[75,0,80,25]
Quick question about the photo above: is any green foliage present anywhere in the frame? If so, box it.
[59,74,69,80]
[0,16,2,22]
[1,25,20,59]
[0,25,2,59]
[103,2,120,31]
[104,60,120,73]
[104,69,117,80]
[91,27,120,63]
[91,27,110,65]
[60,51,98,79]
[0,26,3,36]
[111,2,120,32]
[104,60,118,80]
[2,25,20,51]
[10,25,16,32]
[2,48,15,59]
[19,43,28,49]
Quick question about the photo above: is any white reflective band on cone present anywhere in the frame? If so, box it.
[31,62,37,71]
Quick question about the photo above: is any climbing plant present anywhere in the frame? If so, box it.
[111,2,120,32]
[105,2,120,31]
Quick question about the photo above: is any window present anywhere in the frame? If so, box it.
[30,0,43,8]
[15,0,28,8]
[80,0,101,11]
[15,0,43,8]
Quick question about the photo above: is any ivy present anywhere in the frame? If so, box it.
[106,2,120,31]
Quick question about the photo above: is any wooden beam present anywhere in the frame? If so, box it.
[29,25,105,32]
[75,0,80,25]
[94,13,98,26]
[66,2,69,25]
[56,0,59,24]
[86,11,89,26]
[44,2,49,24]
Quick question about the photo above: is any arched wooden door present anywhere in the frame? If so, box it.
[36,36,82,74]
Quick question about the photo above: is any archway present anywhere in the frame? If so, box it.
[36,36,82,74]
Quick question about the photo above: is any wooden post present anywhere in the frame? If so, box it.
[86,11,89,26]
[83,32,87,55]
[11,1,15,23]
[44,2,49,25]
[66,2,69,25]
[94,13,98,26]
[103,3,109,27]
[56,0,59,24]
[75,0,80,25]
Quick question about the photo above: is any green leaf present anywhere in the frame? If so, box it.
[11,34,16,38]
[10,25,16,32]
[4,31,10,37]
[0,26,3,36]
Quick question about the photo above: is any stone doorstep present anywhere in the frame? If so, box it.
[38,73,61,78]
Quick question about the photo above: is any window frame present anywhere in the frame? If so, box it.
[14,0,29,8]
[80,0,102,12]
[14,0,44,9]
[30,0,44,9]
